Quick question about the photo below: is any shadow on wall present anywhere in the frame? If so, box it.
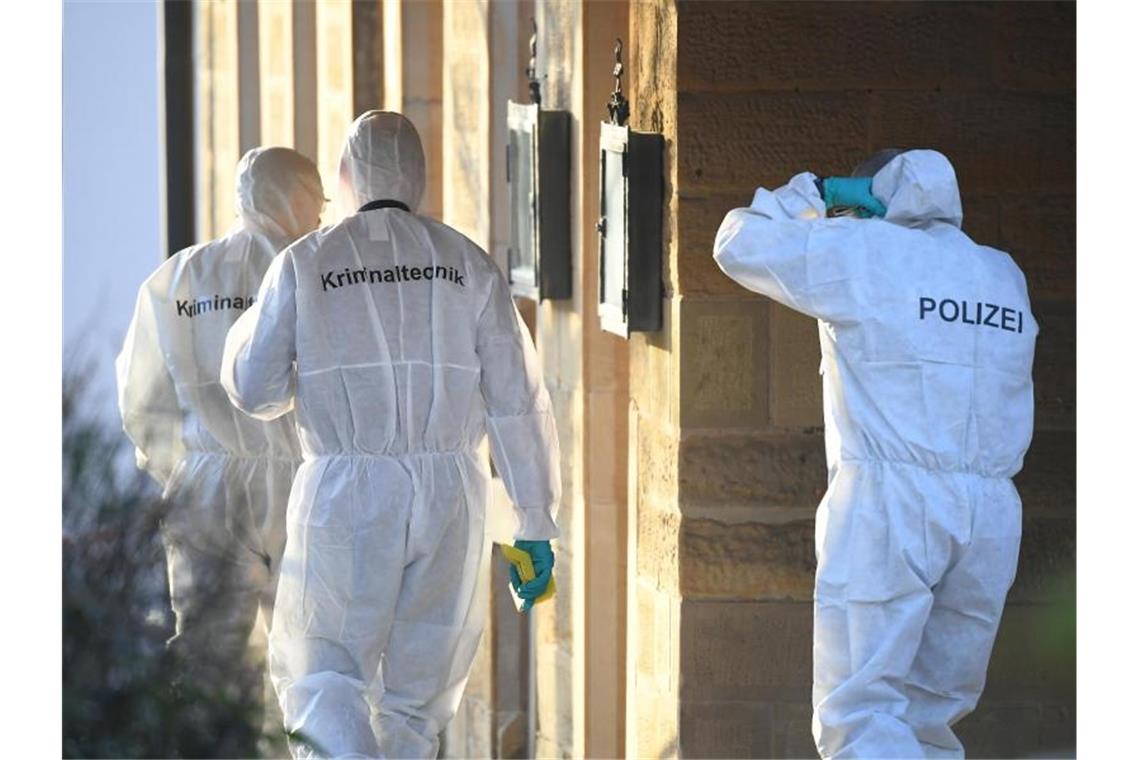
[62,358,267,759]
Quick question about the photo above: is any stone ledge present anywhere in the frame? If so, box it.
[678,297,771,430]
[679,432,828,508]
[678,699,773,759]
[956,700,1075,759]
[680,517,815,601]
[679,600,814,703]
[769,304,824,430]
[676,1,994,94]
[1007,518,1076,604]
[1024,301,1076,432]
[1014,429,1075,517]
[1000,200,1076,302]
[679,91,871,194]
[992,2,1076,92]
[870,90,1074,194]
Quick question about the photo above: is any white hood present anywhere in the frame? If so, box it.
[337,110,426,213]
[235,146,325,245]
[873,149,964,229]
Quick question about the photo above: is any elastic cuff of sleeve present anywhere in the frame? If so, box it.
[514,507,560,541]
[781,172,828,218]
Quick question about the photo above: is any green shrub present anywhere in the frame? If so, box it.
[63,364,265,759]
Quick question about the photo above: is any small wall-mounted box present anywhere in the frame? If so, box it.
[597,121,664,337]
[506,101,572,301]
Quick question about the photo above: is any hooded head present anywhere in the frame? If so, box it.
[337,110,426,213]
[868,149,964,228]
[235,147,325,245]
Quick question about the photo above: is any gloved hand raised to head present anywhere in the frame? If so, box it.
[508,540,554,612]
[817,177,887,219]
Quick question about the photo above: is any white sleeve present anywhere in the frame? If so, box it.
[713,172,865,323]
[476,267,562,540]
[115,281,184,488]
[221,250,298,420]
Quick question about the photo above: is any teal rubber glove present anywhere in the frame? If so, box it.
[508,540,554,612]
[820,177,887,218]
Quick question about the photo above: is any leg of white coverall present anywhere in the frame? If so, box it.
[376,485,487,759]
[162,456,288,757]
[258,578,289,758]
[813,592,933,759]
[903,486,1022,758]
[270,458,412,759]
[163,528,271,760]
[256,460,296,759]
[162,524,270,736]
[812,466,932,759]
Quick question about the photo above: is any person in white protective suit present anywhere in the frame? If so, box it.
[220,110,561,760]
[116,147,325,742]
[713,149,1037,759]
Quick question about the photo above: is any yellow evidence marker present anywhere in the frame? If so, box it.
[497,543,556,611]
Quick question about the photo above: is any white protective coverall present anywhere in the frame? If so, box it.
[713,150,1037,759]
[116,147,323,715]
[221,111,561,759]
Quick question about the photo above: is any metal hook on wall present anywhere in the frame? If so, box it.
[607,38,630,126]
[527,18,541,106]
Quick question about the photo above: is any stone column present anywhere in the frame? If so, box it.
[622,2,684,756]
[257,0,294,149]
[237,0,260,154]
[194,0,240,241]
[441,0,490,250]
[382,0,443,221]
[351,0,383,116]
[314,0,355,221]
[579,2,630,757]
[439,4,493,755]
[530,3,587,757]
[292,1,318,162]
[256,0,324,159]
[437,3,530,756]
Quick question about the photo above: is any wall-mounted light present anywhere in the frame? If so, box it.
[505,20,571,301]
[597,38,663,337]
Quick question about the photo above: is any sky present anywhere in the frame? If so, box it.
[62,0,162,426]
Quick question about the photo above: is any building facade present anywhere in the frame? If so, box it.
[179,1,1075,757]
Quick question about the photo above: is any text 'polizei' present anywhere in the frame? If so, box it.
[919,297,1024,333]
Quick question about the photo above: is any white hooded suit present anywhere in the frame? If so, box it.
[713,150,1037,758]
[117,147,324,716]
[221,111,561,759]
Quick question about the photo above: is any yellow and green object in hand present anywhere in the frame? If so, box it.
[499,540,555,612]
